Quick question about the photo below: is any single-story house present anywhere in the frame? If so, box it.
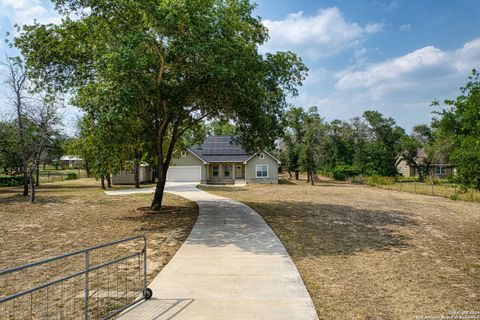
[59,155,83,169]
[396,149,455,179]
[168,136,280,184]
[112,163,153,185]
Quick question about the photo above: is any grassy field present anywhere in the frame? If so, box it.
[200,175,480,319]
[0,178,197,307]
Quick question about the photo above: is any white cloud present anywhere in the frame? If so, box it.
[399,24,411,32]
[365,23,384,34]
[0,0,61,26]
[374,1,398,12]
[383,1,398,12]
[296,38,480,129]
[262,7,383,60]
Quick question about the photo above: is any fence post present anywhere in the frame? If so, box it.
[431,180,434,196]
[84,251,89,320]
[143,238,147,295]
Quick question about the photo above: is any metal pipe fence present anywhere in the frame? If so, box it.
[348,176,480,202]
[0,236,152,319]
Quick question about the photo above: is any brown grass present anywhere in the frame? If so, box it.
[200,174,480,320]
[0,178,198,291]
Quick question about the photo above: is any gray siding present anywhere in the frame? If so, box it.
[245,153,278,184]
[170,152,207,183]
[112,166,152,184]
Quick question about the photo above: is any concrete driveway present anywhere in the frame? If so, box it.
[116,184,318,320]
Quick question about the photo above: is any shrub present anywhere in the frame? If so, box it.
[350,176,365,184]
[449,193,460,201]
[365,175,395,185]
[332,165,360,181]
[65,171,78,180]
[0,175,24,186]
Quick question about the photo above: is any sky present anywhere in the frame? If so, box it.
[0,0,479,133]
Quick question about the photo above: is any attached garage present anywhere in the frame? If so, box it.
[166,166,201,182]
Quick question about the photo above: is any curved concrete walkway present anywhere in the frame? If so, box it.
[117,183,318,320]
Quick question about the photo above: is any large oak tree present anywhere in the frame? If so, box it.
[15,0,307,209]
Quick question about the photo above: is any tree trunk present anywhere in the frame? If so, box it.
[287,170,292,178]
[35,162,40,187]
[133,159,140,189]
[29,171,35,203]
[100,175,106,189]
[310,171,315,185]
[43,162,46,170]
[295,170,299,180]
[306,172,310,183]
[23,171,29,196]
[151,164,167,211]
[85,161,91,177]
[106,174,111,188]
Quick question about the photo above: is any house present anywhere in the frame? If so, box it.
[396,149,455,179]
[168,136,280,184]
[111,163,153,185]
[59,155,83,169]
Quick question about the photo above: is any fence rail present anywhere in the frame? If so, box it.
[348,176,480,202]
[0,236,152,319]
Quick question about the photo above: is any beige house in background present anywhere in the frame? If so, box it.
[111,136,280,185]
[169,136,280,185]
[59,155,83,169]
[396,149,455,179]
[111,164,153,185]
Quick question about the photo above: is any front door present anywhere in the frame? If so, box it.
[235,165,243,179]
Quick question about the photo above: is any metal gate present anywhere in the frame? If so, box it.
[0,236,152,319]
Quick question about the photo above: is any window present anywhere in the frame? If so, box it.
[435,166,446,175]
[180,150,187,157]
[212,165,219,177]
[224,165,231,177]
[259,153,265,159]
[256,164,268,178]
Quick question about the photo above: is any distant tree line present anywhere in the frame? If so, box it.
[277,70,480,191]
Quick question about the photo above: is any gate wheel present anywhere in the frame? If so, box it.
[143,288,153,300]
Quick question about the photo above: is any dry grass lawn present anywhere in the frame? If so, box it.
[0,178,198,289]
[200,175,480,320]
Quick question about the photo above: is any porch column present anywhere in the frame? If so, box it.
[232,163,236,182]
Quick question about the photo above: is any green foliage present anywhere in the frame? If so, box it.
[283,107,307,174]
[207,119,236,136]
[332,165,360,181]
[15,0,307,207]
[65,171,78,180]
[0,120,22,171]
[366,175,396,185]
[432,70,480,191]
[362,110,405,176]
[0,175,24,186]
[298,107,325,179]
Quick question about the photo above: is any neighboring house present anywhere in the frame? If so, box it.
[59,155,83,169]
[396,149,455,179]
[168,136,280,184]
[112,163,153,185]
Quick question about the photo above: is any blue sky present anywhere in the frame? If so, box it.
[0,0,479,132]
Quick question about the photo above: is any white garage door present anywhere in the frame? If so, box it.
[166,166,201,182]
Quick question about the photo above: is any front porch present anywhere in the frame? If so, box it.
[206,163,245,185]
